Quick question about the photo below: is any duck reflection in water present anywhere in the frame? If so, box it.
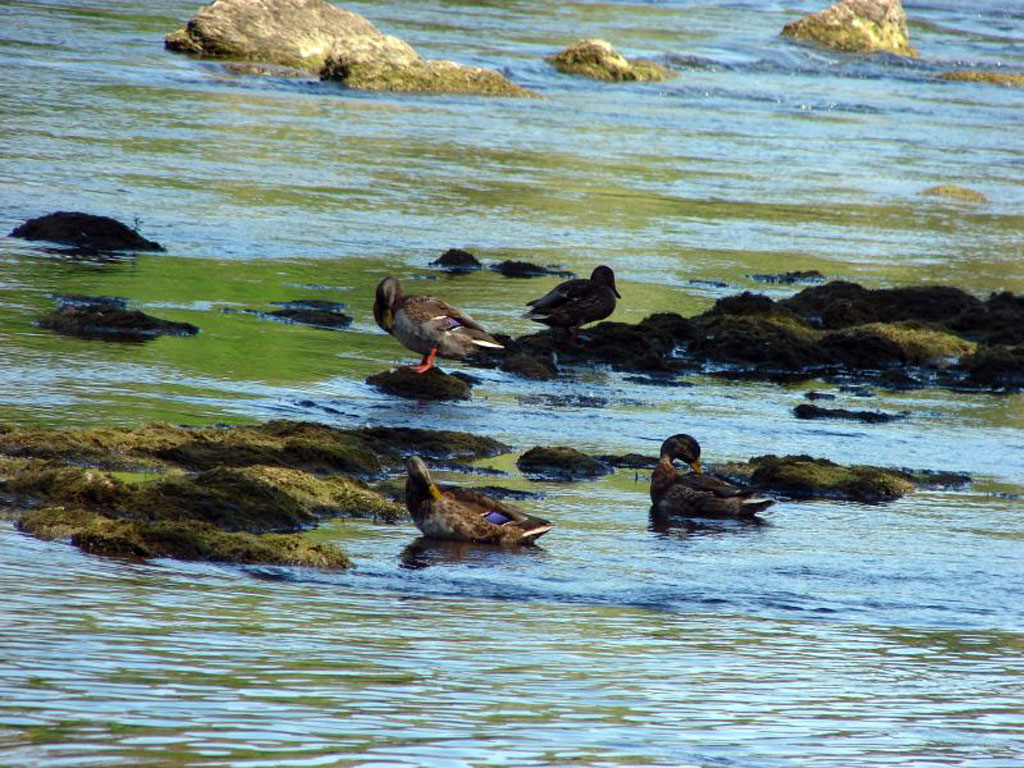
[400,537,549,570]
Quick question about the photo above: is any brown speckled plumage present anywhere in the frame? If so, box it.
[405,456,552,545]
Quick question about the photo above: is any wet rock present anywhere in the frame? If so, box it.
[598,453,658,469]
[918,184,987,203]
[948,292,1024,347]
[623,373,694,387]
[547,39,671,82]
[717,454,916,503]
[501,353,558,380]
[689,311,823,369]
[266,300,352,329]
[353,426,508,462]
[940,71,1024,88]
[10,211,164,253]
[961,345,1024,389]
[781,0,917,57]
[805,391,837,401]
[794,403,903,424]
[38,297,199,342]
[431,248,481,271]
[166,0,535,97]
[517,446,612,480]
[367,367,472,401]
[490,260,575,279]
[902,468,971,489]
[820,323,974,367]
[749,270,825,285]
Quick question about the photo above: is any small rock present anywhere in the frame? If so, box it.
[11,211,164,253]
[918,185,987,203]
[599,453,658,469]
[805,390,837,401]
[940,71,1024,88]
[517,446,612,480]
[547,39,671,82]
[490,260,576,279]
[266,300,352,329]
[38,297,198,342]
[431,248,481,271]
[501,353,558,380]
[367,367,472,401]
[794,403,902,424]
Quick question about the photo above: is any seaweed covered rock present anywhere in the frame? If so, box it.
[717,454,916,502]
[352,426,508,462]
[266,300,352,329]
[490,261,575,279]
[961,345,1024,389]
[10,211,164,253]
[500,352,558,380]
[781,0,917,57]
[750,270,825,285]
[38,296,199,342]
[367,367,472,401]
[940,71,1024,88]
[167,0,534,97]
[431,248,481,272]
[820,323,974,367]
[918,185,987,203]
[517,446,611,480]
[794,403,902,424]
[547,39,671,82]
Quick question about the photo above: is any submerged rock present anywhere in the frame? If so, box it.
[167,0,534,97]
[500,353,558,380]
[794,403,903,424]
[781,0,917,57]
[266,300,352,329]
[431,248,481,272]
[918,184,987,203]
[490,260,575,279]
[517,446,611,481]
[547,39,671,82]
[38,296,199,342]
[716,454,916,503]
[367,367,472,401]
[10,211,164,253]
[940,71,1024,88]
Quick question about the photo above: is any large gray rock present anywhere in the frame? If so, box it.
[167,0,534,97]
[781,0,917,57]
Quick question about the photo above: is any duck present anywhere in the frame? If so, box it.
[373,276,503,373]
[405,456,553,545]
[523,265,620,340]
[650,434,774,519]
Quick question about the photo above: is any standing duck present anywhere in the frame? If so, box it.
[651,434,774,519]
[405,456,553,545]
[523,265,620,340]
[373,276,503,373]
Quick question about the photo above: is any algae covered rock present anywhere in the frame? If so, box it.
[918,184,987,203]
[961,345,1024,389]
[517,446,611,481]
[167,0,534,97]
[794,403,902,424]
[782,0,917,57]
[352,426,508,462]
[431,248,481,272]
[265,300,352,329]
[717,454,916,503]
[38,296,199,342]
[10,211,164,253]
[548,39,671,82]
[500,353,558,380]
[940,71,1024,88]
[367,367,472,401]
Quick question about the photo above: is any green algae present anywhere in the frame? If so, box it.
[718,454,916,502]
[918,184,988,202]
[547,39,672,83]
[821,322,974,366]
[327,59,537,98]
[940,71,1024,88]
[517,446,612,481]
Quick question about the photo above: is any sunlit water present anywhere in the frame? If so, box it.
[1,0,1023,765]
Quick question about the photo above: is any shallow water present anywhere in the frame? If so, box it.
[1,0,1023,765]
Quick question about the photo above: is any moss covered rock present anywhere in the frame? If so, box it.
[782,0,917,57]
[38,298,199,342]
[367,367,472,401]
[10,211,164,252]
[547,39,671,82]
[431,248,481,271]
[717,454,916,502]
[961,345,1024,389]
[517,446,611,480]
[918,184,987,202]
[940,71,1024,88]
[326,58,535,97]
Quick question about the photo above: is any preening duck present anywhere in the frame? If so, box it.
[373,276,503,373]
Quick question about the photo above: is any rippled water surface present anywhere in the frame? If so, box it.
[1,0,1023,765]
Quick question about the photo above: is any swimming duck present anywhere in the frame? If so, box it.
[405,456,553,545]
[523,265,620,340]
[373,276,503,373]
[650,434,774,519]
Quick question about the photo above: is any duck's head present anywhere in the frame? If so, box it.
[406,455,443,501]
[590,265,621,299]
[659,433,702,473]
[373,276,402,331]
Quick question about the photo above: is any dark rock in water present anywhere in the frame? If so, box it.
[517,446,612,480]
[367,367,471,401]
[599,453,658,469]
[11,211,164,253]
[750,270,825,285]
[716,454,916,503]
[353,426,507,461]
[623,374,694,387]
[901,468,972,489]
[450,370,483,387]
[38,297,198,341]
[948,291,1024,346]
[431,248,481,271]
[266,300,352,329]
[805,390,837,401]
[961,345,1024,389]
[501,353,557,380]
[468,485,546,500]
[794,403,903,424]
[490,260,575,279]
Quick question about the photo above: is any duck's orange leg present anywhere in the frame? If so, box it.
[409,347,438,374]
